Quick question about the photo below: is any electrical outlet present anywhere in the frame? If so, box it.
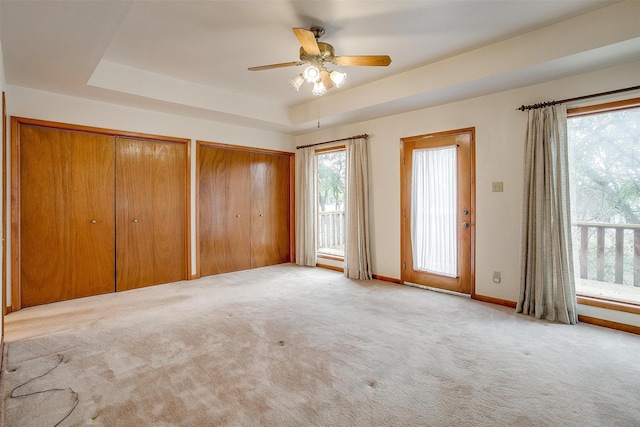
[492,271,501,283]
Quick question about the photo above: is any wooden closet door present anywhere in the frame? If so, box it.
[20,126,115,307]
[152,141,186,284]
[116,138,186,291]
[116,138,155,291]
[227,150,252,271]
[70,134,116,298]
[251,153,291,268]
[198,147,251,276]
[199,146,228,276]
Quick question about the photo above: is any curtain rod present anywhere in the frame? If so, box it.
[296,134,369,150]
[516,85,640,111]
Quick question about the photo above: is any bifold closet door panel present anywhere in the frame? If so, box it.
[272,154,292,265]
[198,147,251,276]
[226,150,252,271]
[199,146,230,276]
[20,126,115,307]
[116,138,187,291]
[116,138,155,291]
[20,126,70,306]
[70,133,117,298]
[250,153,291,268]
[152,141,186,285]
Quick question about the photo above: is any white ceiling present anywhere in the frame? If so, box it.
[0,0,636,135]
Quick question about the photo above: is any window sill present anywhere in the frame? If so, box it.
[577,294,640,315]
[317,253,344,262]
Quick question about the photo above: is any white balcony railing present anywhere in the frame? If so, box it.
[573,222,640,304]
[318,210,345,256]
[573,222,640,291]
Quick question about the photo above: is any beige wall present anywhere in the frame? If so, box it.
[296,60,640,327]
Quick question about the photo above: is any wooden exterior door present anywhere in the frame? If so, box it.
[401,128,475,294]
[251,153,291,268]
[116,137,187,291]
[20,126,115,307]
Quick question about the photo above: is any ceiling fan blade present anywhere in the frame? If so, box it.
[332,55,392,67]
[320,70,334,90]
[292,27,321,56]
[248,61,303,71]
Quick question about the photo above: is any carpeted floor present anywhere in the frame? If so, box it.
[1,264,639,426]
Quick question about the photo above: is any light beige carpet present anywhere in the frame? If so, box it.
[1,264,639,426]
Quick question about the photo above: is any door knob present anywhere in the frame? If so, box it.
[462,210,469,215]
[236,214,241,218]
[462,221,469,228]
[133,219,139,223]
[91,220,97,224]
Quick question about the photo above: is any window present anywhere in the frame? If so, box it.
[316,148,346,258]
[567,98,640,310]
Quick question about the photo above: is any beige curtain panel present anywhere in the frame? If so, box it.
[295,146,317,267]
[344,137,373,280]
[517,104,578,325]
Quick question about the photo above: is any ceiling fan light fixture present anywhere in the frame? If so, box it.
[329,70,347,88]
[303,65,321,83]
[250,27,391,97]
[289,74,304,91]
[312,81,327,96]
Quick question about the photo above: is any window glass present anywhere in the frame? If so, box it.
[568,106,640,304]
[317,150,346,257]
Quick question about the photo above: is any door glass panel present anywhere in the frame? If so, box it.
[411,146,458,277]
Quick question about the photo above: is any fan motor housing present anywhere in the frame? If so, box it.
[300,42,334,63]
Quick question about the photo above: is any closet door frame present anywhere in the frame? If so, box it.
[195,140,295,279]
[11,117,191,311]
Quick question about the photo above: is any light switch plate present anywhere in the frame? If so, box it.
[492,182,504,192]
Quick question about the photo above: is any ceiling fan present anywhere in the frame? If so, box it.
[248,26,392,95]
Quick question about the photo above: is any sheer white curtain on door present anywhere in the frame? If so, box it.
[411,147,458,277]
[295,146,317,267]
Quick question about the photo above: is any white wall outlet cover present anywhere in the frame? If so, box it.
[492,271,501,283]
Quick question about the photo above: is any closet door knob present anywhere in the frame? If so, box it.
[259,214,264,217]
[236,214,240,218]
[90,220,97,224]
[133,219,139,223]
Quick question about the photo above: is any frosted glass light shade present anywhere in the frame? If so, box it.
[303,65,321,83]
[289,74,304,91]
[329,70,347,88]
[312,81,326,96]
